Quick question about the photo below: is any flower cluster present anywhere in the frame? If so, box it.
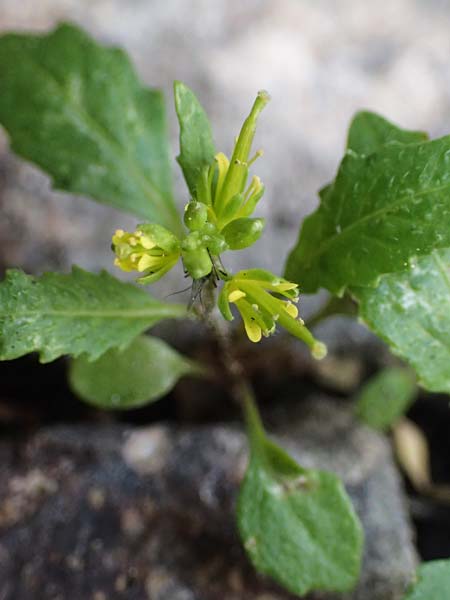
[112,224,180,284]
[111,89,326,358]
[219,269,326,358]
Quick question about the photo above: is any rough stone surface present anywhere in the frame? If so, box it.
[1,0,450,319]
[0,398,417,600]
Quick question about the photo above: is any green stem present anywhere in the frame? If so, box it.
[199,284,266,446]
[239,380,266,448]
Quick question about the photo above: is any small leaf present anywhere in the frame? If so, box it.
[347,111,427,155]
[0,267,186,363]
[174,81,215,198]
[0,23,182,233]
[355,367,417,430]
[69,335,202,409]
[238,397,363,595]
[354,249,450,394]
[402,560,450,600]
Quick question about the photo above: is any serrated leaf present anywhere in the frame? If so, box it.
[0,267,186,363]
[355,367,417,430]
[69,335,202,409]
[238,399,363,596]
[0,23,182,233]
[354,249,450,394]
[347,111,427,155]
[402,560,450,600]
[286,135,450,294]
[174,81,215,198]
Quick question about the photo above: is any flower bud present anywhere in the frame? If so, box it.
[200,223,228,255]
[221,217,265,250]
[182,247,212,279]
[184,201,208,231]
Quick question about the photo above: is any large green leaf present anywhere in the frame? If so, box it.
[354,249,450,394]
[238,398,363,595]
[69,335,202,409]
[402,560,450,600]
[174,80,215,198]
[355,367,417,430]
[285,108,450,297]
[0,23,182,233]
[286,134,450,295]
[347,111,427,155]
[0,267,186,363]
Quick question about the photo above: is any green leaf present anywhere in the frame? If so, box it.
[403,560,450,600]
[354,249,450,394]
[285,134,450,295]
[0,23,182,233]
[355,367,417,430]
[69,335,201,409]
[174,81,215,198]
[238,397,363,596]
[0,267,186,363]
[347,111,427,155]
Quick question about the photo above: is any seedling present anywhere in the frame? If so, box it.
[0,23,449,596]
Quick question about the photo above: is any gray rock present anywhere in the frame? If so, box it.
[0,398,417,599]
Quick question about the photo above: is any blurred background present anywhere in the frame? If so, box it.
[1,0,450,295]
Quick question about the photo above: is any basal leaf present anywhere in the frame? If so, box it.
[174,81,215,198]
[238,399,363,595]
[69,335,202,409]
[0,267,186,363]
[347,111,427,155]
[285,135,450,295]
[355,367,417,430]
[354,249,450,394]
[0,23,182,233]
[402,560,450,600]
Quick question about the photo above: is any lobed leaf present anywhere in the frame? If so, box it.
[174,81,216,198]
[354,249,450,394]
[69,335,202,409]
[355,367,417,430]
[0,23,182,233]
[0,267,186,363]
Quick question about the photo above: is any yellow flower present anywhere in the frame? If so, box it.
[112,224,180,284]
[218,269,326,358]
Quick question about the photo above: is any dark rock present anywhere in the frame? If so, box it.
[0,398,417,600]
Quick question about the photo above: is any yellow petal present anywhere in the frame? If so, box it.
[139,235,157,250]
[276,281,299,292]
[228,289,247,303]
[243,318,262,343]
[137,254,161,272]
[214,152,230,206]
[284,301,298,318]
